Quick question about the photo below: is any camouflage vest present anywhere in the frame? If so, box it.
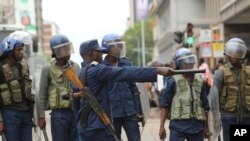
[170,74,205,121]
[220,64,250,112]
[0,60,32,106]
[46,60,79,110]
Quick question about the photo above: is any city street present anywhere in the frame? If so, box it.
[11,108,213,141]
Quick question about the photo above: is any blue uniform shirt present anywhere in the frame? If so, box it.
[102,57,139,118]
[75,61,157,132]
[160,76,210,134]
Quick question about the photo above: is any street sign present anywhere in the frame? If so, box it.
[200,42,212,57]
[199,29,212,43]
[212,42,224,58]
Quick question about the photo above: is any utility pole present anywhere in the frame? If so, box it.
[141,20,146,66]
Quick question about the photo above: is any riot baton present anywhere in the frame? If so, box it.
[42,128,49,141]
[173,69,205,75]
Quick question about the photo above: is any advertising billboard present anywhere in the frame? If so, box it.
[15,0,37,34]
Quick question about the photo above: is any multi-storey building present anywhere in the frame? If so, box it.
[0,0,15,23]
[0,0,44,53]
[42,21,59,57]
[150,0,250,66]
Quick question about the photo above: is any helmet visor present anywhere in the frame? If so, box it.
[52,42,74,58]
[225,42,247,59]
[177,55,197,69]
[107,41,126,57]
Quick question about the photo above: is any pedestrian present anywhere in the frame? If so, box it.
[212,58,224,73]
[101,33,141,141]
[198,58,212,87]
[38,34,79,141]
[74,39,173,141]
[148,61,164,107]
[209,38,250,141]
[0,34,34,141]
[159,48,210,141]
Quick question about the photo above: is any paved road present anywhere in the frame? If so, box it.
[120,107,169,141]
[39,108,165,141]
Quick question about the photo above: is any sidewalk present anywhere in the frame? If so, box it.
[121,107,170,141]
[141,108,170,141]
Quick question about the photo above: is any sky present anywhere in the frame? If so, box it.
[42,0,130,64]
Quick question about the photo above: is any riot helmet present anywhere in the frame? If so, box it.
[224,38,247,59]
[1,35,25,61]
[101,33,126,58]
[1,36,24,53]
[9,31,32,45]
[174,48,197,70]
[224,38,247,67]
[50,34,74,58]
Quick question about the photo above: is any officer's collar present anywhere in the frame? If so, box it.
[51,58,72,68]
[81,60,91,67]
[102,56,110,65]
[227,62,243,69]
[102,56,123,66]
[119,57,127,64]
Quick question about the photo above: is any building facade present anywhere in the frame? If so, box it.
[0,0,44,55]
[153,0,206,64]
[0,0,15,24]
[42,21,59,57]
[151,0,250,67]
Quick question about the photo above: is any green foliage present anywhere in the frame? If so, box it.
[123,18,154,66]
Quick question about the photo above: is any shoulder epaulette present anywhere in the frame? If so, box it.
[121,57,129,60]
[121,57,132,64]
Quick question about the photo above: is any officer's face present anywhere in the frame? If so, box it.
[108,46,121,58]
[56,55,70,66]
[180,63,195,70]
[90,50,103,63]
[229,56,242,67]
[14,45,24,61]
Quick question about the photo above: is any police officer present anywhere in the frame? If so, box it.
[101,33,141,141]
[0,35,34,141]
[38,34,79,141]
[74,39,173,141]
[159,48,210,141]
[210,38,250,141]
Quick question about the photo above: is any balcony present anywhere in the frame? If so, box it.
[220,0,250,23]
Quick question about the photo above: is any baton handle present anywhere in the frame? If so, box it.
[173,69,205,75]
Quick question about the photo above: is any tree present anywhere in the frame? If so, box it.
[123,18,154,66]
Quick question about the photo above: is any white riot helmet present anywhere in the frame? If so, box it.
[9,31,32,45]
[174,48,197,70]
[224,38,247,59]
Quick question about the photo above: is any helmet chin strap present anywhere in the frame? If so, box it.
[231,61,243,68]
[228,56,243,68]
